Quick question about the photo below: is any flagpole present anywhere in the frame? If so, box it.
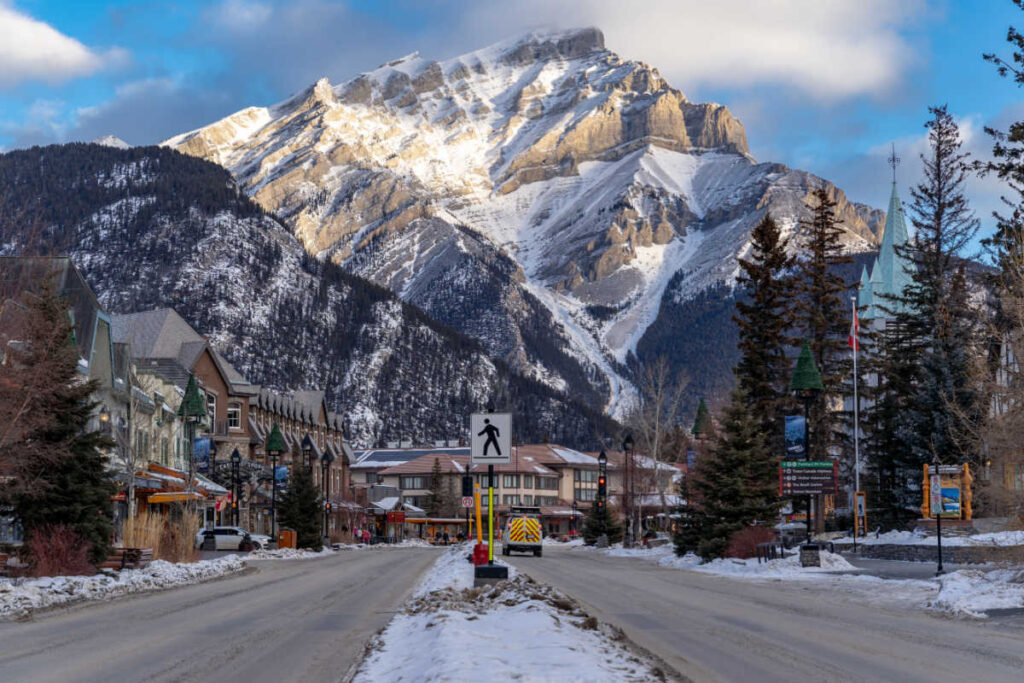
[851,296,860,532]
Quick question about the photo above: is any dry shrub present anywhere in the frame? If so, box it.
[725,525,777,559]
[122,508,163,557]
[26,524,93,577]
[158,504,200,563]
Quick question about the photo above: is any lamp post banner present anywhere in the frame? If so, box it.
[784,415,806,459]
[193,437,212,474]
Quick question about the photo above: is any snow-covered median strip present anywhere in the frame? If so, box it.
[355,546,663,682]
[0,556,245,620]
[834,529,1024,547]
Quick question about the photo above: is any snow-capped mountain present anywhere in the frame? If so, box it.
[0,143,615,448]
[166,28,884,416]
[91,135,131,149]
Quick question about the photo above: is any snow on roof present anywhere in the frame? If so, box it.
[552,447,598,465]
[373,496,401,511]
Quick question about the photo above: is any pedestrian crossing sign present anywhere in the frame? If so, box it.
[470,412,511,464]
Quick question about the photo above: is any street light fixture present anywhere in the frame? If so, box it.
[788,340,824,543]
[302,434,314,472]
[177,374,207,527]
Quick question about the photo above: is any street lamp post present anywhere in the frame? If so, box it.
[177,374,207,528]
[788,340,824,544]
[321,451,334,540]
[931,455,945,576]
[230,448,241,527]
[622,434,635,547]
[265,422,286,542]
[597,450,608,540]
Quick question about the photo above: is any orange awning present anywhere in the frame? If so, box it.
[147,491,205,504]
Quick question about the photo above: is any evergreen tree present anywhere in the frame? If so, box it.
[581,502,623,545]
[792,189,853,460]
[425,457,445,517]
[674,390,779,561]
[883,107,981,473]
[277,464,322,549]
[733,213,796,449]
[10,285,115,565]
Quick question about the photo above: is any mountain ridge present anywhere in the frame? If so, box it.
[164,27,885,416]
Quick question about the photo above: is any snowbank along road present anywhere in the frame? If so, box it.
[0,548,437,683]
[508,545,1024,683]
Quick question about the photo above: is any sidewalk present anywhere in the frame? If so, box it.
[840,554,966,579]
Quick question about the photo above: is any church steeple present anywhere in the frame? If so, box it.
[859,148,913,320]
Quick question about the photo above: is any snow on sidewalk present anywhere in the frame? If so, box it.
[0,556,244,620]
[247,546,337,560]
[834,529,1024,547]
[929,569,1024,618]
[354,546,662,682]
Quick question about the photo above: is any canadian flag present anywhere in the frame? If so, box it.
[848,308,860,351]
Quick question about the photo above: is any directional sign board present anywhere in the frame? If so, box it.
[779,460,837,496]
[470,412,511,465]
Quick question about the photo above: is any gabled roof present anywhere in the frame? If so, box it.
[352,447,470,469]
[378,454,470,476]
[112,309,204,360]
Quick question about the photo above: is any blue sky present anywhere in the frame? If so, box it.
[1,0,1022,241]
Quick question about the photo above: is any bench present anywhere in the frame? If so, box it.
[97,548,155,571]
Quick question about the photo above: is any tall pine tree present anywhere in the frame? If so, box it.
[885,107,981,471]
[10,284,115,565]
[734,213,796,448]
[793,189,853,461]
[674,389,779,561]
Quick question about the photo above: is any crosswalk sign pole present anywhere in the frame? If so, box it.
[488,464,494,564]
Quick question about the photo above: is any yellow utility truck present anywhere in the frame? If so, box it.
[502,506,543,557]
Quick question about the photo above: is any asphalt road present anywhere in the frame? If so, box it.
[0,548,439,683]
[508,546,1024,683]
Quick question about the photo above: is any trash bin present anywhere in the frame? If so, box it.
[800,543,821,568]
[278,528,297,549]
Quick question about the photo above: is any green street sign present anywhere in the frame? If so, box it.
[780,461,833,469]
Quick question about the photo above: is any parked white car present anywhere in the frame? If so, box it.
[196,527,270,550]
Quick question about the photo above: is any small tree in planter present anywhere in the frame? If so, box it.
[582,503,623,546]
[277,465,322,550]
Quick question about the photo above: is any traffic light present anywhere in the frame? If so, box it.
[323,501,333,513]
[597,474,607,499]
[462,475,473,498]
[596,499,605,512]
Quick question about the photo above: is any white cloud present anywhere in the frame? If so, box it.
[210,0,273,33]
[0,3,126,88]
[462,0,926,99]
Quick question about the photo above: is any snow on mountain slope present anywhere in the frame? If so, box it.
[166,27,883,417]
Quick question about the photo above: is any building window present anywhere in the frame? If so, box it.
[503,494,520,505]
[1015,464,1024,491]
[536,476,558,490]
[206,393,216,422]
[522,475,533,489]
[502,474,519,488]
[523,495,533,505]
[535,496,558,506]
[227,402,241,430]
[575,488,596,502]
[575,469,598,483]
[161,438,169,465]
[400,475,431,490]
